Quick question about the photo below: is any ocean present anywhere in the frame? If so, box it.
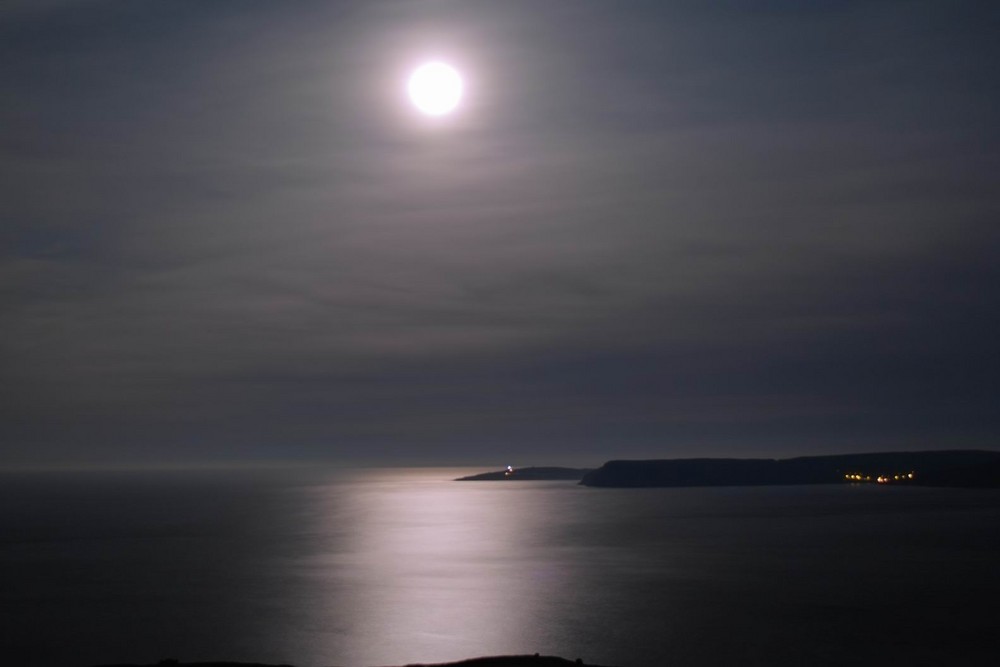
[2,467,998,667]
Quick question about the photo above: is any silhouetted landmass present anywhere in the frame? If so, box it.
[382,655,617,667]
[89,655,617,667]
[89,662,295,667]
[455,467,593,481]
[580,450,1000,488]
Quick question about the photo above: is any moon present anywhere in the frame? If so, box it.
[408,62,463,116]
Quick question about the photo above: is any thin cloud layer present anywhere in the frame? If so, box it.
[2,1,998,466]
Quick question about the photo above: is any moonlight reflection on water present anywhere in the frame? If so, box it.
[288,469,1000,667]
[290,468,609,665]
[2,468,998,666]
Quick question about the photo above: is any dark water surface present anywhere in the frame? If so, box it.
[2,467,998,666]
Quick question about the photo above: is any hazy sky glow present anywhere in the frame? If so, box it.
[2,1,999,467]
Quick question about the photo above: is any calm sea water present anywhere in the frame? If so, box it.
[1,467,998,667]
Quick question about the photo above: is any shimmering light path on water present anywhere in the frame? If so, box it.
[2,468,999,666]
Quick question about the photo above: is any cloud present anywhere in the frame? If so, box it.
[3,1,999,465]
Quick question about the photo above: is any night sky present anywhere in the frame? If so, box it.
[3,1,998,467]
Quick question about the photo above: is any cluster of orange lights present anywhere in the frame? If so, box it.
[844,472,915,484]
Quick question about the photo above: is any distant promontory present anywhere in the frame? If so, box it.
[579,450,1000,488]
[455,466,593,481]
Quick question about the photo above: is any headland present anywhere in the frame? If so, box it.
[457,450,1000,488]
[455,467,592,481]
[579,449,1000,488]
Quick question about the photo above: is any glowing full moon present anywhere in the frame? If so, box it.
[408,62,463,116]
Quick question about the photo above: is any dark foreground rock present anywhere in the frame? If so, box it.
[580,449,1000,488]
[455,467,592,481]
[90,662,295,667]
[383,655,617,667]
[90,655,617,667]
